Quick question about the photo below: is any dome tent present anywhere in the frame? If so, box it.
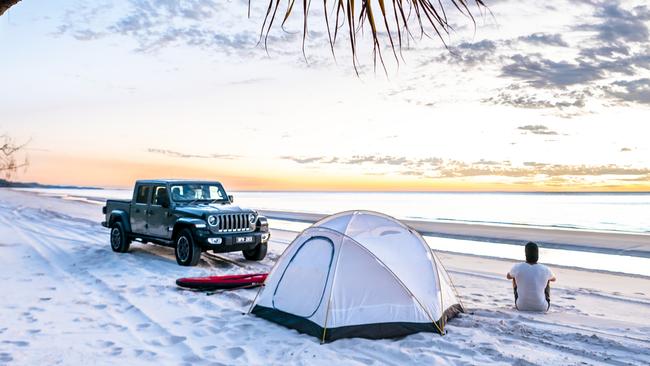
[250,211,464,342]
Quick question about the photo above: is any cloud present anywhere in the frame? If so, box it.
[281,156,324,164]
[489,1,650,108]
[71,29,105,41]
[499,49,650,95]
[588,50,650,76]
[346,156,408,165]
[55,0,273,55]
[484,90,586,110]
[433,162,650,179]
[523,161,549,168]
[55,0,329,58]
[576,3,650,44]
[517,33,568,47]
[604,78,650,104]
[517,125,559,135]
[457,39,497,52]
[107,8,259,53]
[281,155,650,180]
[147,148,238,159]
[579,44,630,59]
[619,174,650,182]
[430,39,498,66]
[501,54,603,88]
[282,155,408,165]
[496,48,650,108]
[472,159,503,166]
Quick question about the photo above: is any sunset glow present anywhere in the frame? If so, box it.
[2,0,649,191]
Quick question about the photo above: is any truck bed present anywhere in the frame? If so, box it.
[103,199,131,216]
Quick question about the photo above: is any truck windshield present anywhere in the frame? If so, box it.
[169,183,228,203]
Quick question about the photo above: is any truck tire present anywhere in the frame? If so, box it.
[243,242,267,261]
[110,221,131,253]
[175,229,201,266]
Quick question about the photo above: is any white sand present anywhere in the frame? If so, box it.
[0,189,649,365]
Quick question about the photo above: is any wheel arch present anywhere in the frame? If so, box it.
[109,210,131,233]
[172,218,203,241]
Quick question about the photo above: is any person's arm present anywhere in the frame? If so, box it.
[548,267,556,282]
[507,263,518,280]
[507,265,517,288]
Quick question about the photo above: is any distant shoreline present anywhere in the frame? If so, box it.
[231,190,650,195]
[0,179,102,190]
[13,186,650,236]
[2,180,650,194]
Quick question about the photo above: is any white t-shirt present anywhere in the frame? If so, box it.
[509,263,555,312]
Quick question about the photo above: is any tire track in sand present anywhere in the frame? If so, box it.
[0,208,205,364]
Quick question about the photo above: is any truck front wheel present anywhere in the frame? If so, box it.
[110,222,131,253]
[175,229,201,266]
[243,242,267,261]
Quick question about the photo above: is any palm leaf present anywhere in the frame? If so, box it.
[0,0,21,16]
[254,0,488,72]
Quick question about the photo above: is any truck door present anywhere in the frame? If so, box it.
[130,184,151,235]
[148,185,174,239]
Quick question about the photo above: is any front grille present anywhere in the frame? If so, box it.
[216,213,253,233]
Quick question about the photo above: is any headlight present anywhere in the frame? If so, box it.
[207,215,219,227]
[248,213,256,224]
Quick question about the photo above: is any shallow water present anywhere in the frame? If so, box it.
[267,219,650,277]
[13,188,650,276]
[18,188,650,233]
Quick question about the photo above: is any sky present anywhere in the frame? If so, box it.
[1,0,650,191]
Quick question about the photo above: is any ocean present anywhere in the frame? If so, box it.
[20,188,650,234]
[12,188,650,276]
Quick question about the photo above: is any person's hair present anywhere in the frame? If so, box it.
[525,242,539,264]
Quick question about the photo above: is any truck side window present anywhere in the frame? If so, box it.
[135,185,151,204]
[209,186,224,200]
[151,186,168,206]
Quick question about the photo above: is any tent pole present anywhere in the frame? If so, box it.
[247,284,264,314]
[321,236,345,344]
[434,251,466,312]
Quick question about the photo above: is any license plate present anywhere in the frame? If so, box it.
[236,236,253,244]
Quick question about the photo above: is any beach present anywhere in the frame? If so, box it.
[0,188,649,365]
[259,209,650,257]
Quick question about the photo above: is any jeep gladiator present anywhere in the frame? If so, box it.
[101,180,270,266]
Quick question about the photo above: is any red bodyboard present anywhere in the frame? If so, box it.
[176,273,268,291]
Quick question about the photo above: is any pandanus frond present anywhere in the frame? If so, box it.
[0,0,21,16]
[253,0,488,74]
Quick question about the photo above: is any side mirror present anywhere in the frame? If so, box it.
[228,195,234,203]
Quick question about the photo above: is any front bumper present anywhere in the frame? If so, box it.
[195,230,271,253]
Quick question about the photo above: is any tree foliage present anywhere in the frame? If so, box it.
[0,135,28,179]
[258,0,488,73]
[0,0,20,17]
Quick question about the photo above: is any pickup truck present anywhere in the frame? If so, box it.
[101,179,270,266]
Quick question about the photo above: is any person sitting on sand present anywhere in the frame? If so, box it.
[507,242,556,312]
